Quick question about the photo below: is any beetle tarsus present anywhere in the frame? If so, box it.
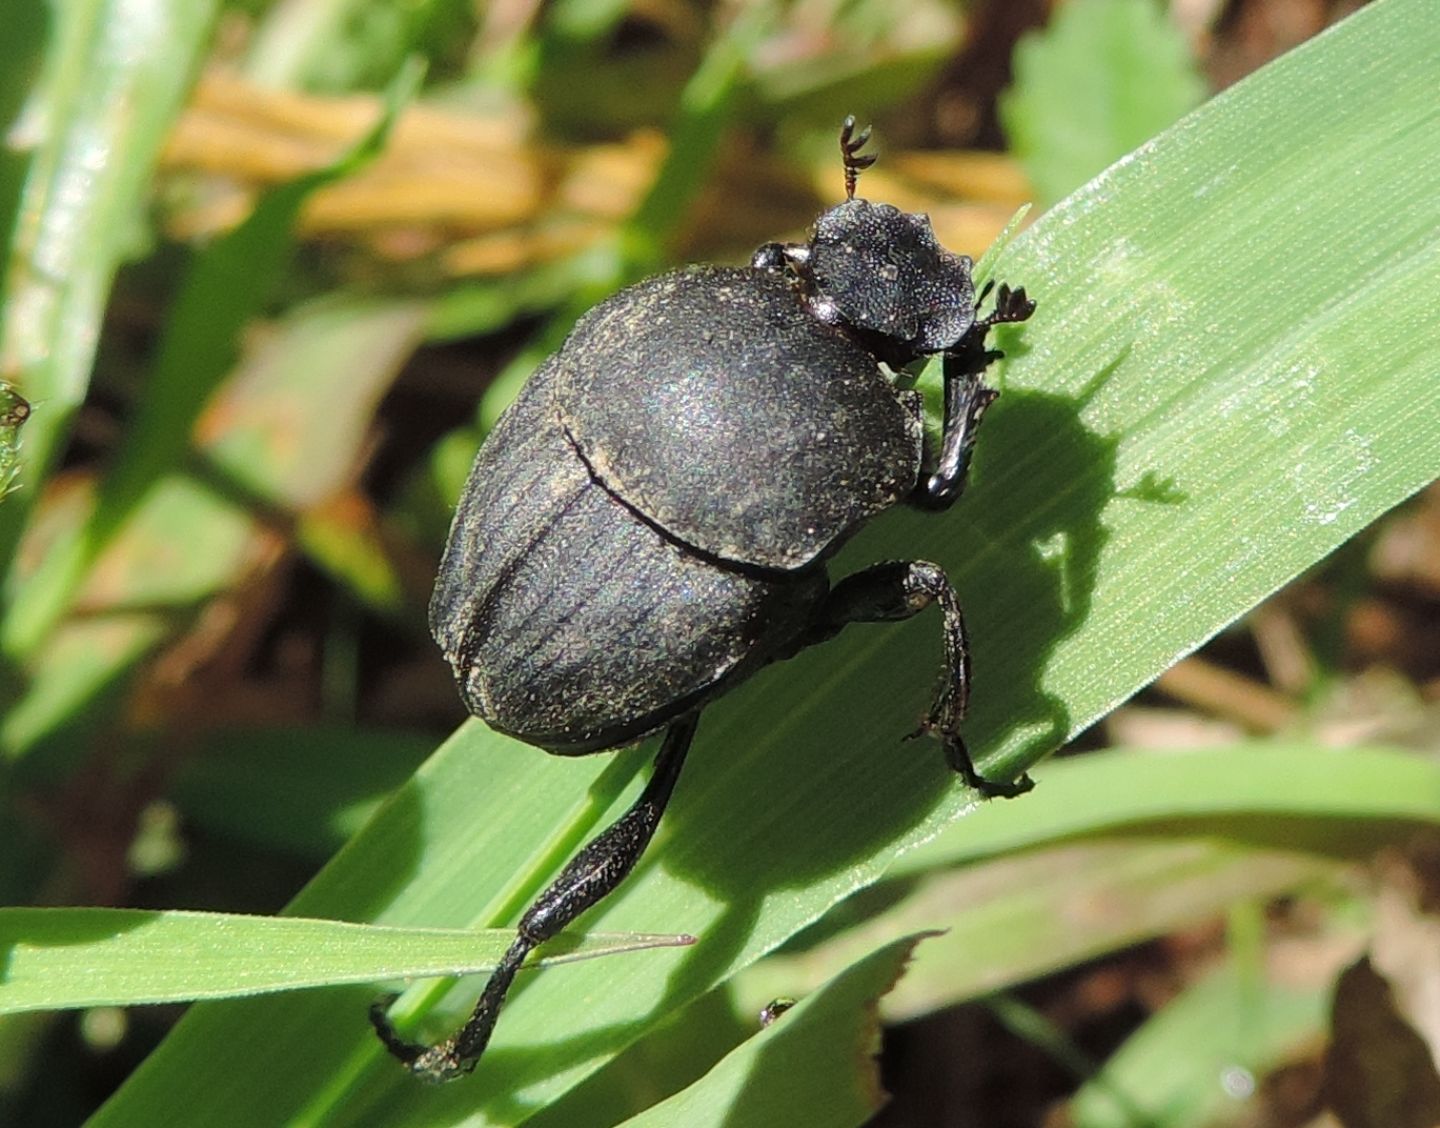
[373,717,698,1080]
[940,731,1035,798]
[368,994,417,1061]
[982,283,1036,327]
[369,935,530,1082]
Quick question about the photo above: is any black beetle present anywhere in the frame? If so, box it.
[372,118,1035,1082]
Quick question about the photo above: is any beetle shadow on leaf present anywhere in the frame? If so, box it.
[956,381,1119,760]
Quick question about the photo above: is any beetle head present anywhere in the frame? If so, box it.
[752,119,978,364]
[802,199,976,359]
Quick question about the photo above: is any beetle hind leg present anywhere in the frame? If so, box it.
[807,561,1032,799]
[370,714,699,1082]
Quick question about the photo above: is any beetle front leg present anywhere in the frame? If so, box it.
[917,282,1036,510]
[370,714,699,1082]
[808,561,1032,798]
[917,366,998,510]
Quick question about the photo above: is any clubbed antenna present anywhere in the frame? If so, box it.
[839,115,876,200]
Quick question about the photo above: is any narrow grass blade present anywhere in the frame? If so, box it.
[891,744,1440,876]
[741,836,1346,1025]
[0,907,691,1014]
[616,934,926,1128]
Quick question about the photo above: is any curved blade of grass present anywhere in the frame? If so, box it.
[541,743,1412,1114]
[617,934,926,1128]
[94,2,1440,1124]
[890,744,1440,876]
[740,836,1347,1027]
[0,908,692,1014]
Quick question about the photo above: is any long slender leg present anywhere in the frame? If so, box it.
[807,561,1032,798]
[371,714,699,1082]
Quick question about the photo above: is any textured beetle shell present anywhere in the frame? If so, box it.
[808,199,976,354]
[556,267,924,571]
[431,360,828,753]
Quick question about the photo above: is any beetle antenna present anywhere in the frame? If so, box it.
[839,115,876,200]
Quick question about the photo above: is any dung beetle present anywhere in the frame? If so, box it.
[372,118,1035,1082]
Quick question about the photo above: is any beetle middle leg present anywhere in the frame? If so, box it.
[805,561,1032,798]
[370,713,699,1082]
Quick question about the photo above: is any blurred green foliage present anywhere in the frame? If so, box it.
[1002,0,1207,205]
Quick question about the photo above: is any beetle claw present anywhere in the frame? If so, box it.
[984,283,1037,326]
[368,995,423,1065]
[942,734,1036,799]
[369,999,476,1083]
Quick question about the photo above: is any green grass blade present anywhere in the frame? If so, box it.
[740,836,1345,1027]
[89,724,640,1125]
[617,935,924,1128]
[968,0,1440,777]
[0,0,218,573]
[92,1,1440,1122]
[0,908,692,1014]
[891,745,1440,876]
